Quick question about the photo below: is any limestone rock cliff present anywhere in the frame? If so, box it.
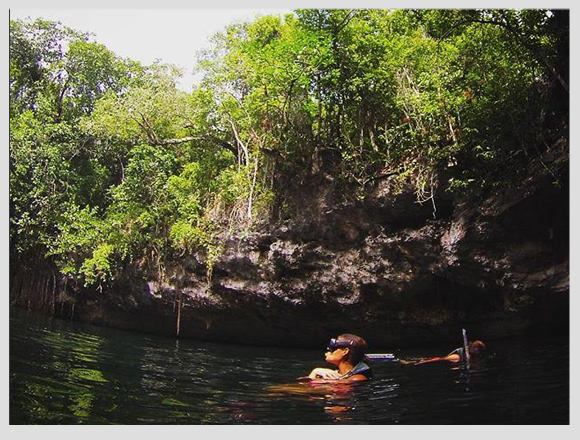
[13,139,569,348]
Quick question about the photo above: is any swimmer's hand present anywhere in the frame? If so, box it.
[308,368,342,380]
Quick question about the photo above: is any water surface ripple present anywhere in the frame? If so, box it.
[10,308,568,424]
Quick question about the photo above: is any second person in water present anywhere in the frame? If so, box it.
[413,340,487,364]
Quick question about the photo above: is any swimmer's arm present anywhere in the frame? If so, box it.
[308,368,341,380]
[296,369,334,381]
[342,373,367,382]
[414,356,445,365]
[444,353,461,362]
[414,353,461,364]
[310,374,367,384]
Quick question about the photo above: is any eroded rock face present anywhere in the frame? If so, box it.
[50,140,571,348]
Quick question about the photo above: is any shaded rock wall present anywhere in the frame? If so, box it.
[12,140,569,348]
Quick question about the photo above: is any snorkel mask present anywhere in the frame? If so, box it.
[326,338,353,352]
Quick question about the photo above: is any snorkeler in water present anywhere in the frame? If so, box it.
[304,334,373,382]
[413,340,487,364]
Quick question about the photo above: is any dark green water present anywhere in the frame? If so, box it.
[10,308,569,424]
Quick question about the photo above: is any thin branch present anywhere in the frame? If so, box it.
[207,135,238,156]
[229,119,249,167]
[247,155,259,219]
[154,136,197,146]
[55,79,70,122]
[335,9,357,34]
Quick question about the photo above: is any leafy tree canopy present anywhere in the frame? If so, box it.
[10,10,568,288]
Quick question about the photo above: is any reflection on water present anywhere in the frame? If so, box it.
[10,308,568,424]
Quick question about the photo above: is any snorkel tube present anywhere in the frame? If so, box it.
[462,328,470,365]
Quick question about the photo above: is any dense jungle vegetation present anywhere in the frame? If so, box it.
[10,10,569,290]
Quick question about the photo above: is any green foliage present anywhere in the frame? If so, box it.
[214,165,252,204]
[199,9,566,193]
[80,244,115,287]
[10,11,568,289]
[45,205,106,280]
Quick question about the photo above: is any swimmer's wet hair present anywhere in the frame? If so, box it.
[469,340,486,356]
[337,334,368,365]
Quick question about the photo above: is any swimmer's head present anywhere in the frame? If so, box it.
[325,334,368,365]
[469,340,486,357]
